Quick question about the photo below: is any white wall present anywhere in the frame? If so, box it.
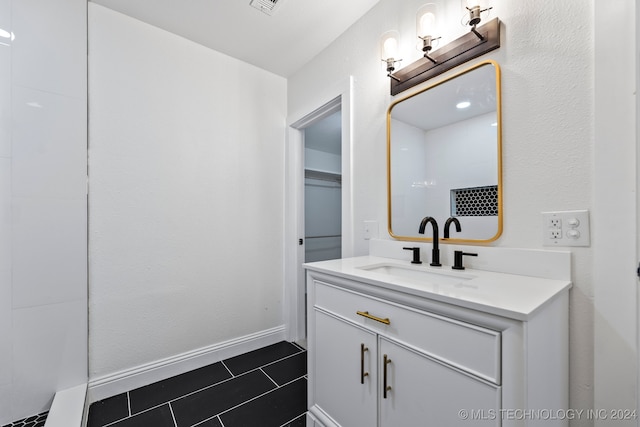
[389,118,429,236]
[88,4,287,381]
[0,0,87,423]
[305,148,341,175]
[288,0,598,418]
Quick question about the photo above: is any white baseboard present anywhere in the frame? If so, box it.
[88,325,286,403]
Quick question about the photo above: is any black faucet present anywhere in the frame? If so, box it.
[418,216,441,267]
[403,247,422,264]
[444,217,461,238]
[452,250,478,270]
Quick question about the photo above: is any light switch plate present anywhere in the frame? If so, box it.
[542,210,590,247]
[363,220,379,240]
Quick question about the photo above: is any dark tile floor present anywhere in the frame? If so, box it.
[88,341,307,427]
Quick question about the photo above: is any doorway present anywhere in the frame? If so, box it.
[284,77,354,343]
[304,110,342,263]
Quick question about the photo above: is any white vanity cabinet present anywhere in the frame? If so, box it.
[378,336,500,427]
[314,310,377,427]
[305,257,571,427]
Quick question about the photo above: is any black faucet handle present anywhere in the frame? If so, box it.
[403,247,422,264]
[452,250,478,270]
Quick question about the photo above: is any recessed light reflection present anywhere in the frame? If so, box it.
[491,122,497,127]
[411,180,437,188]
[0,28,15,41]
[456,101,471,109]
[26,102,43,108]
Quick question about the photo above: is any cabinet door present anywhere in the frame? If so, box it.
[379,337,501,427]
[313,309,377,427]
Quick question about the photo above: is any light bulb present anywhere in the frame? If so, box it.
[379,30,402,79]
[466,0,488,9]
[383,37,398,60]
[416,4,438,39]
[418,12,436,37]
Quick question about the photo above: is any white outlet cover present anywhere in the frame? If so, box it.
[363,220,379,240]
[542,210,590,247]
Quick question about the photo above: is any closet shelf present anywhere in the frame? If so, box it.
[305,169,342,183]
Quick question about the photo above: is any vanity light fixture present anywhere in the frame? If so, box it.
[388,16,500,95]
[382,2,500,93]
[380,31,402,82]
[416,4,440,64]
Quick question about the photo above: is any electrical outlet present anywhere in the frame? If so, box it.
[542,210,590,247]
[548,218,562,229]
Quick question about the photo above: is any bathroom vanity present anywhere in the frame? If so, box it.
[305,255,571,427]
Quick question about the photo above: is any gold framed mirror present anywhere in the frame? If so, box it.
[387,60,502,243]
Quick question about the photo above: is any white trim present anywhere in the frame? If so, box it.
[44,383,87,427]
[284,76,354,342]
[341,76,355,259]
[290,97,341,129]
[284,120,306,342]
[87,326,286,403]
[637,0,640,419]
[593,0,638,423]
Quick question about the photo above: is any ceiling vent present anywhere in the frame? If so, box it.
[249,0,283,16]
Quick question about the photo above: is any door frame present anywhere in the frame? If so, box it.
[593,0,638,423]
[284,76,354,342]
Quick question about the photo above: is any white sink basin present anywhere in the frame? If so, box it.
[358,263,474,286]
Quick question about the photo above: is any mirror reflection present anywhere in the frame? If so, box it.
[387,60,502,243]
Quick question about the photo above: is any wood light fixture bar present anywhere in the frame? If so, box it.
[390,18,500,96]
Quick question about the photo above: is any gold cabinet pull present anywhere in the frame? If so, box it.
[360,343,369,384]
[356,311,391,325]
[383,354,392,399]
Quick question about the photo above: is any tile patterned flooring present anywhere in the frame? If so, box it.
[88,341,307,427]
[1,412,48,427]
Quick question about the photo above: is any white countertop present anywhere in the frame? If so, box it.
[304,256,572,321]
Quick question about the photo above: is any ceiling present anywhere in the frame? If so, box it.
[90,0,381,77]
[305,110,342,155]
[392,63,498,130]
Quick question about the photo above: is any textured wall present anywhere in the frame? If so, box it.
[88,5,287,379]
[288,0,596,417]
